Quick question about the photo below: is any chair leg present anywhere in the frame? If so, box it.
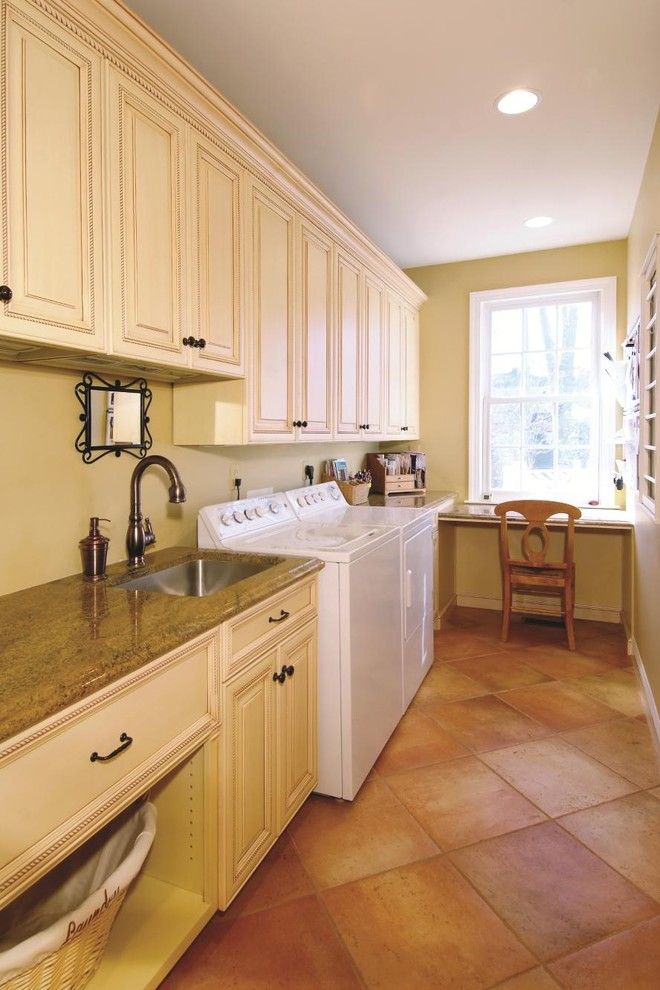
[501,578,511,643]
[564,575,576,651]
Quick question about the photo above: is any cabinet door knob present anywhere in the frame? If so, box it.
[90,731,133,763]
[182,336,193,347]
[198,338,206,349]
[272,670,286,684]
[301,420,308,428]
[284,665,295,677]
[293,420,300,428]
[269,609,290,624]
[365,424,370,430]
[0,285,12,302]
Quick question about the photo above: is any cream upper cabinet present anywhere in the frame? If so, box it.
[107,66,188,367]
[386,291,405,437]
[247,177,296,440]
[335,249,362,437]
[187,130,244,375]
[0,0,104,350]
[403,303,420,438]
[296,218,334,440]
[362,271,386,440]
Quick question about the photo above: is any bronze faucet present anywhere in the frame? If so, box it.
[126,455,186,567]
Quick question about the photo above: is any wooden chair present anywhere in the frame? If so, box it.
[494,500,582,650]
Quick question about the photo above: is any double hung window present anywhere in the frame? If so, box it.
[640,237,657,516]
[469,278,616,504]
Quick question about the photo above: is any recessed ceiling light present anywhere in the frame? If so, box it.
[496,89,540,115]
[524,216,554,228]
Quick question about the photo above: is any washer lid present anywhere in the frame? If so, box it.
[230,522,389,552]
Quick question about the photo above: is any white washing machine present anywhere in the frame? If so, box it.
[286,482,434,710]
[197,491,402,800]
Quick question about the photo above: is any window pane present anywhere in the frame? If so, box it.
[523,448,556,492]
[491,447,521,490]
[492,309,522,353]
[491,354,522,395]
[524,402,555,447]
[558,349,592,393]
[559,401,591,445]
[559,302,592,349]
[491,403,522,445]
[526,306,556,351]
[525,352,556,394]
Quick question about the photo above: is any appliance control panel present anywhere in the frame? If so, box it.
[202,492,293,537]
[286,482,347,518]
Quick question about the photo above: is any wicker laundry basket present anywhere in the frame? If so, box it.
[0,802,156,990]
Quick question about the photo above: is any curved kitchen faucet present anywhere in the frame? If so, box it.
[126,455,186,567]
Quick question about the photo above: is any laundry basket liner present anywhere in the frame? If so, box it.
[0,802,157,985]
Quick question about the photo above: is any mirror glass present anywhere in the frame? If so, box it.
[75,373,152,463]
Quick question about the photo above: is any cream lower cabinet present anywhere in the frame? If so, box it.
[220,617,317,909]
[0,0,105,351]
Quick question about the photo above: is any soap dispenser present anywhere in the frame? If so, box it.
[79,517,110,581]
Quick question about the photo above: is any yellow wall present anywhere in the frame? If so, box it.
[406,240,628,620]
[0,360,372,596]
[627,110,660,705]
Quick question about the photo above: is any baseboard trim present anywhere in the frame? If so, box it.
[629,637,660,748]
[434,594,457,630]
[455,594,620,625]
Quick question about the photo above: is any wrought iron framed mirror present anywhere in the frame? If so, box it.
[75,372,152,463]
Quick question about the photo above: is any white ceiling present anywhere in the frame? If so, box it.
[126,0,660,269]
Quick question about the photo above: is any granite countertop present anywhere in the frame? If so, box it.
[0,547,323,746]
[366,490,457,511]
[438,503,634,529]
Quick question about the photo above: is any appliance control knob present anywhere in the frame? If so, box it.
[305,494,313,504]
[312,493,320,502]
[269,502,280,514]
[255,505,267,517]
[319,492,326,500]
[331,489,340,500]
[233,510,245,523]
[297,495,306,506]
[220,513,233,526]
[244,507,256,520]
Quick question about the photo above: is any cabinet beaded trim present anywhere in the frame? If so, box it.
[0,631,218,762]
[2,3,98,333]
[0,720,213,900]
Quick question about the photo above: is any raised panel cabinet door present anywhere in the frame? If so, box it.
[275,620,317,830]
[223,649,277,901]
[298,219,333,439]
[335,250,362,436]
[404,304,420,438]
[189,130,244,375]
[248,178,295,439]
[1,0,104,347]
[108,67,187,365]
[363,271,386,439]
[385,292,405,437]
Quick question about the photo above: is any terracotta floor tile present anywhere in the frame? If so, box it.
[221,832,314,918]
[518,644,632,680]
[449,652,552,691]
[449,821,658,961]
[434,628,504,661]
[322,856,535,989]
[412,662,488,705]
[570,668,645,717]
[482,738,638,816]
[387,755,546,850]
[493,968,561,989]
[443,606,502,630]
[287,778,438,889]
[159,894,362,989]
[561,718,660,789]
[578,633,631,664]
[558,791,660,901]
[502,619,571,650]
[548,916,660,989]
[427,695,551,752]
[497,680,621,731]
[573,619,627,641]
[650,786,660,799]
[374,708,469,775]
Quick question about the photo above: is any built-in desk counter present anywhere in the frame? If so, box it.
[435,503,634,627]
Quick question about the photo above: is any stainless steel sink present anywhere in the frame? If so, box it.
[117,557,269,596]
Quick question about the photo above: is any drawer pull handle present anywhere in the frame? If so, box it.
[268,609,290,624]
[90,732,133,763]
[273,670,286,684]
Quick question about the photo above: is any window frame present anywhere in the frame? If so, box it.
[639,236,658,519]
[468,276,617,505]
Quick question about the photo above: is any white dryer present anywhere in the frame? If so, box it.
[197,491,402,800]
[286,482,434,710]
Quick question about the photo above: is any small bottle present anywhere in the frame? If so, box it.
[79,517,110,581]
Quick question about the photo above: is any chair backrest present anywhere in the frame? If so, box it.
[494,499,582,568]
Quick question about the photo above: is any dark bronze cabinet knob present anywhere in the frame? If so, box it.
[301,420,308,428]
[284,665,295,677]
[272,670,286,684]
[0,285,12,302]
[198,338,206,349]
[182,336,193,346]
